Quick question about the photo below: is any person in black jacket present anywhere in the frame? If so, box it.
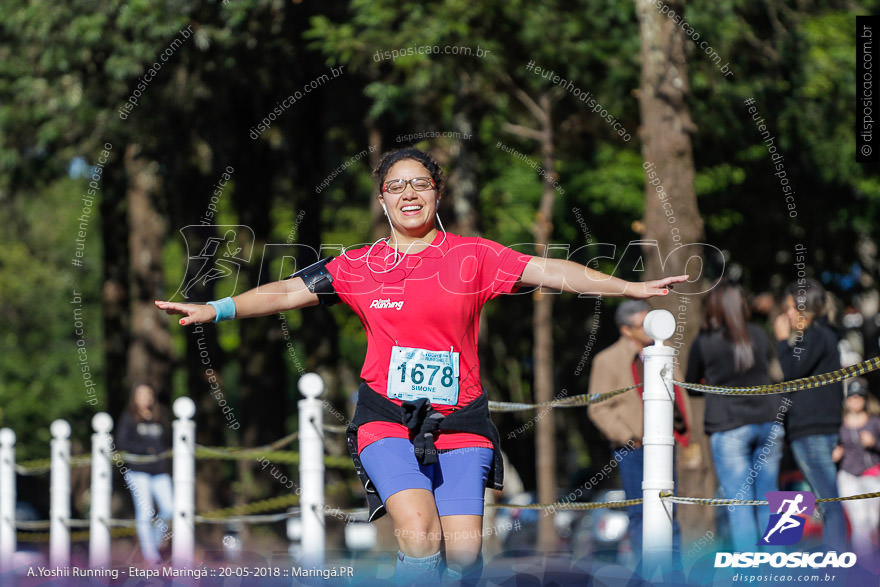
[686,281,784,551]
[115,383,173,564]
[774,279,846,550]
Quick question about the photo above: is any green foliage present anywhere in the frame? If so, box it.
[0,176,103,459]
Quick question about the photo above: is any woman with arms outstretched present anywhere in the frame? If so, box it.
[156,148,686,584]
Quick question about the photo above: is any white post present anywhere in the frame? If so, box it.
[172,397,196,567]
[641,309,676,576]
[50,419,71,567]
[298,373,325,567]
[89,412,113,568]
[0,428,15,573]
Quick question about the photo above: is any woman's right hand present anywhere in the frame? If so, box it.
[831,445,844,463]
[154,300,217,326]
[774,313,792,341]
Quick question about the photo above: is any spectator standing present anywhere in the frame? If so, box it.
[775,279,846,551]
[685,280,784,551]
[116,383,173,565]
[833,378,880,563]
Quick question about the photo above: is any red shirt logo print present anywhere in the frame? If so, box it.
[369,298,404,310]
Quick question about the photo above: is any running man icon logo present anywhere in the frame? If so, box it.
[760,491,816,546]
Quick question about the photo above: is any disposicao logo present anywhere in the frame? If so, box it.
[714,491,858,569]
[760,491,815,546]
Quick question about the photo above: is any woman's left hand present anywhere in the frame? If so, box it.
[860,430,876,448]
[623,275,690,299]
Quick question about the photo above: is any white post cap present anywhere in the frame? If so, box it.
[50,419,72,439]
[0,428,15,445]
[298,373,324,399]
[91,412,113,434]
[643,309,676,344]
[173,396,197,420]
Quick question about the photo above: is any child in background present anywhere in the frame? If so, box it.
[833,378,880,565]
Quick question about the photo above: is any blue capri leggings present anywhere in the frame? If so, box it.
[359,437,493,517]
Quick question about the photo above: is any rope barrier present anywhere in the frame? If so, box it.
[15,450,352,473]
[12,436,357,476]
[659,491,880,507]
[675,355,880,395]
[487,489,880,513]
[121,449,174,465]
[14,450,174,475]
[17,526,138,543]
[193,430,300,460]
[14,432,301,474]
[489,384,641,412]
[814,491,880,503]
[195,511,299,525]
[14,520,52,531]
[15,497,299,542]
[14,453,354,544]
[16,484,358,542]
[15,455,92,476]
[18,489,879,543]
[195,479,352,522]
[68,519,91,528]
[197,494,301,521]
[488,498,642,510]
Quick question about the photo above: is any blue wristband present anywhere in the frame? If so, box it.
[206,297,236,322]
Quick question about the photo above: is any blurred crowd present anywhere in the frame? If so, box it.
[587,278,880,563]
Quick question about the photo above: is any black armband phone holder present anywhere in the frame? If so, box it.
[287,257,340,306]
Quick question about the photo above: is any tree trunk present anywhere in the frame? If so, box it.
[635,0,714,543]
[124,145,173,398]
[503,87,560,551]
[533,94,558,552]
[101,158,130,419]
[447,85,480,235]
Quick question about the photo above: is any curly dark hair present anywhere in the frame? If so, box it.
[373,148,444,196]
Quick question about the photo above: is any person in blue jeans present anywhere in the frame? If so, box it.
[116,383,173,564]
[774,279,846,551]
[686,280,785,551]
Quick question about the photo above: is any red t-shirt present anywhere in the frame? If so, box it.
[325,232,531,453]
